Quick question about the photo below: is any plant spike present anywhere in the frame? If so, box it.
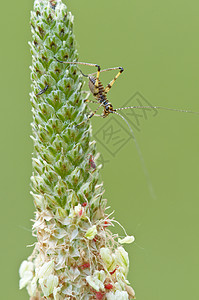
[19,1,135,299]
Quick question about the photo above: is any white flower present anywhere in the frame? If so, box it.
[114,282,123,291]
[86,270,106,292]
[100,247,117,272]
[100,248,113,268]
[19,272,33,289]
[39,274,59,297]
[36,260,54,279]
[86,276,104,292]
[118,235,135,244]
[19,260,34,278]
[115,270,129,289]
[85,225,97,240]
[94,270,106,283]
[27,277,37,297]
[115,247,129,276]
[53,286,62,300]
[106,290,129,300]
[19,260,34,289]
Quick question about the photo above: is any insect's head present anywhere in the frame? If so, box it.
[106,103,114,112]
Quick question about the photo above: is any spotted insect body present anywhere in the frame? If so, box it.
[88,76,114,117]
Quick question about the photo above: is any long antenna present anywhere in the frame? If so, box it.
[115,105,199,115]
[113,111,156,200]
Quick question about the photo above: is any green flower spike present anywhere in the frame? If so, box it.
[19,0,135,299]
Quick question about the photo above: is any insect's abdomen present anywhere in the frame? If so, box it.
[89,76,105,95]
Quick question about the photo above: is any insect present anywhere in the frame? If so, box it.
[88,154,96,171]
[49,0,57,9]
[54,57,199,198]
[54,57,199,122]
[36,84,49,96]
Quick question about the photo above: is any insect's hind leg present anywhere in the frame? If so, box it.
[103,67,124,94]
[88,66,124,93]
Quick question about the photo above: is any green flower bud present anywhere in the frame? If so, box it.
[85,225,97,240]
[39,274,59,297]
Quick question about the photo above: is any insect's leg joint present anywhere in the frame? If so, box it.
[119,67,124,72]
[95,64,100,71]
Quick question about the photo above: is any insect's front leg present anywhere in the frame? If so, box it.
[76,101,104,127]
[83,99,102,116]
[87,102,104,120]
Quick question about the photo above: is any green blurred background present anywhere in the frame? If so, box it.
[1,0,199,299]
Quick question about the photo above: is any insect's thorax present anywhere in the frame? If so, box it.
[88,76,114,115]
